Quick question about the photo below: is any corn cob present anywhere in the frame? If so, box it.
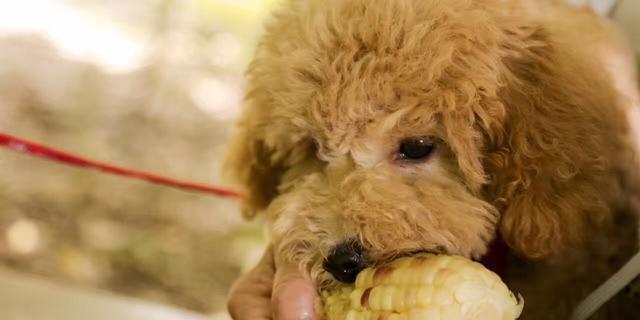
[321,254,523,320]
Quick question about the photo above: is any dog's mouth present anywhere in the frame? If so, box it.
[322,237,508,286]
[321,235,509,286]
[379,238,510,277]
[367,247,446,266]
[322,243,449,285]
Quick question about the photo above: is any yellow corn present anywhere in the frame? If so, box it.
[321,254,523,320]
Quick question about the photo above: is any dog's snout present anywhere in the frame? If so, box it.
[323,240,367,283]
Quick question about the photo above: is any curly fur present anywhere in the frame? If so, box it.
[225,0,640,318]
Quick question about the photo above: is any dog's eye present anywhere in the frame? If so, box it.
[397,137,434,161]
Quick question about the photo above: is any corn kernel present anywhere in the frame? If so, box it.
[321,254,523,320]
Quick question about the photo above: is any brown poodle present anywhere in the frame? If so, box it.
[225,0,640,318]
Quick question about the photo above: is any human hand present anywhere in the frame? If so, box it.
[227,246,318,320]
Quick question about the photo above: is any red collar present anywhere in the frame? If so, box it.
[478,235,509,278]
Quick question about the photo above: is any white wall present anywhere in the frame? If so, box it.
[569,0,618,15]
[612,0,640,51]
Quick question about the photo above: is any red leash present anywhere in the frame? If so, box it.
[0,132,243,198]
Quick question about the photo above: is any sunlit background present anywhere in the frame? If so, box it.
[0,0,281,318]
[0,0,637,319]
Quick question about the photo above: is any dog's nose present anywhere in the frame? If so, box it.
[323,240,367,283]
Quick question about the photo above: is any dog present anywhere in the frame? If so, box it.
[225,0,640,318]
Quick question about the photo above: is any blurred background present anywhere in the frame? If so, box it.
[0,0,637,319]
[0,0,279,318]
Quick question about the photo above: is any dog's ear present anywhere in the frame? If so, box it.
[224,120,286,219]
[485,23,628,260]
